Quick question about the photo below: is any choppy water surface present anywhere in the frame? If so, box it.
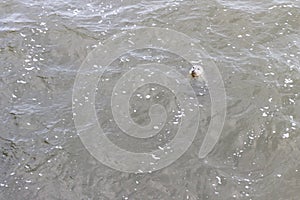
[1,0,300,199]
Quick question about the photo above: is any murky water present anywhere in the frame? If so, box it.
[1,0,300,199]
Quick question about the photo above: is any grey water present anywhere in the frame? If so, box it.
[1,0,300,199]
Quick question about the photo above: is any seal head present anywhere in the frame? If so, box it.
[189,65,203,78]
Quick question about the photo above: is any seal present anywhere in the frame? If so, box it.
[189,65,203,78]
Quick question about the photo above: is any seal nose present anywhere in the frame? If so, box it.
[191,70,198,77]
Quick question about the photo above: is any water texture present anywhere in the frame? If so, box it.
[1,0,300,199]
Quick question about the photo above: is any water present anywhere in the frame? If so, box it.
[1,0,300,199]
